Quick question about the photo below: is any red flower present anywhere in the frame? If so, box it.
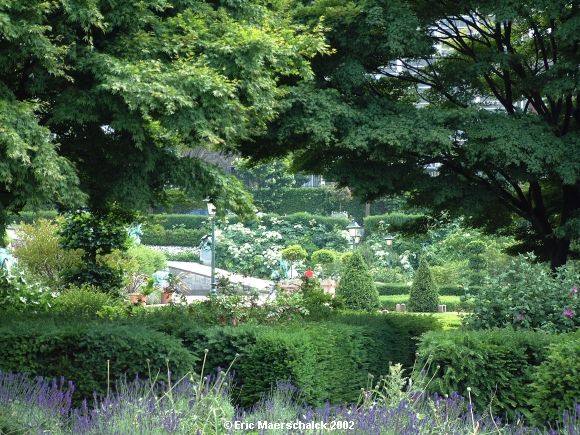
[304,269,315,278]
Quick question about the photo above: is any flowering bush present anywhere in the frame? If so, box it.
[0,267,56,313]
[464,255,580,332]
[216,214,348,279]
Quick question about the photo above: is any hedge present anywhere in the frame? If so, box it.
[140,225,207,247]
[376,283,467,296]
[0,319,197,401]
[363,212,429,235]
[530,331,580,423]
[8,210,58,224]
[379,295,473,312]
[0,312,440,407]
[415,329,576,420]
[150,214,209,230]
[251,187,401,221]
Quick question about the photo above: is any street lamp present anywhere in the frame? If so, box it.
[384,234,394,247]
[346,220,363,249]
[206,200,217,295]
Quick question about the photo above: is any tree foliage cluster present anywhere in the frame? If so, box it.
[240,0,580,268]
[0,0,327,240]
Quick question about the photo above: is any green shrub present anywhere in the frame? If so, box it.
[0,319,197,401]
[375,282,411,295]
[238,322,369,406]
[0,268,55,313]
[416,329,559,418]
[331,312,441,373]
[408,259,439,312]
[151,214,208,230]
[531,332,580,423]
[464,256,580,333]
[13,218,83,289]
[311,249,338,266]
[141,224,207,247]
[363,212,429,235]
[379,295,473,312]
[8,210,58,224]
[127,245,166,274]
[52,285,115,317]
[337,252,380,311]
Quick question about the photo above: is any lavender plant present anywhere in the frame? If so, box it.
[0,365,578,434]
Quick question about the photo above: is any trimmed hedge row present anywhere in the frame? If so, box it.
[416,329,580,423]
[8,210,58,224]
[251,187,402,221]
[363,212,429,235]
[376,282,466,296]
[379,295,473,312]
[0,319,197,401]
[140,225,207,247]
[0,313,439,407]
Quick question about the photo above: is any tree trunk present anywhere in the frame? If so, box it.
[549,237,570,270]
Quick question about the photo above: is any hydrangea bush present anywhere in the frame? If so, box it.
[216,214,349,279]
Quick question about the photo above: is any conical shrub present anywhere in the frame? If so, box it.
[337,251,379,311]
[408,258,439,312]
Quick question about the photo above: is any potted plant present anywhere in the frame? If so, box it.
[161,273,183,304]
[128,276,154,306]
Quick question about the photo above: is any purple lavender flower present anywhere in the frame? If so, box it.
[516,311,526,321]
[569,286,578,297]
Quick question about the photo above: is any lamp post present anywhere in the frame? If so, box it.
[346,220,363,250]
[384,234,395,267]
[206,200,217,295]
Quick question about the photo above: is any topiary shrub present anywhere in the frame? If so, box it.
[408,259,439,312]
[281,244,307,278]
[337,252,379,311]
[531,332,580,424]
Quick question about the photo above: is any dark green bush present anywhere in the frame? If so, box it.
[375,282,411,295]
[408,259,439,312]
[375,283,466,297]
[0,319,197,400]
[363,212,429,235]
[0,310,440,407]
[251,187,370,220]
[531,332,580,423]
[140,311,439,405]
[416,329,560,418]
[238,322,369,406]
[337,252,380,311]
[150,214,209,230]
[8,210,58,224]
[141,224,207,246]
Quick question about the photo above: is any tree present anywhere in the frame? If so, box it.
[312,248,338,278]
[408,259,439,313]
[240,0,580,269]
[0,0,328,238]
[336,251,379,311]
[281,244,308,278]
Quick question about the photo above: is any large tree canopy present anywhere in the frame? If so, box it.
[240,0,580,268]
[0,0,327,237]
